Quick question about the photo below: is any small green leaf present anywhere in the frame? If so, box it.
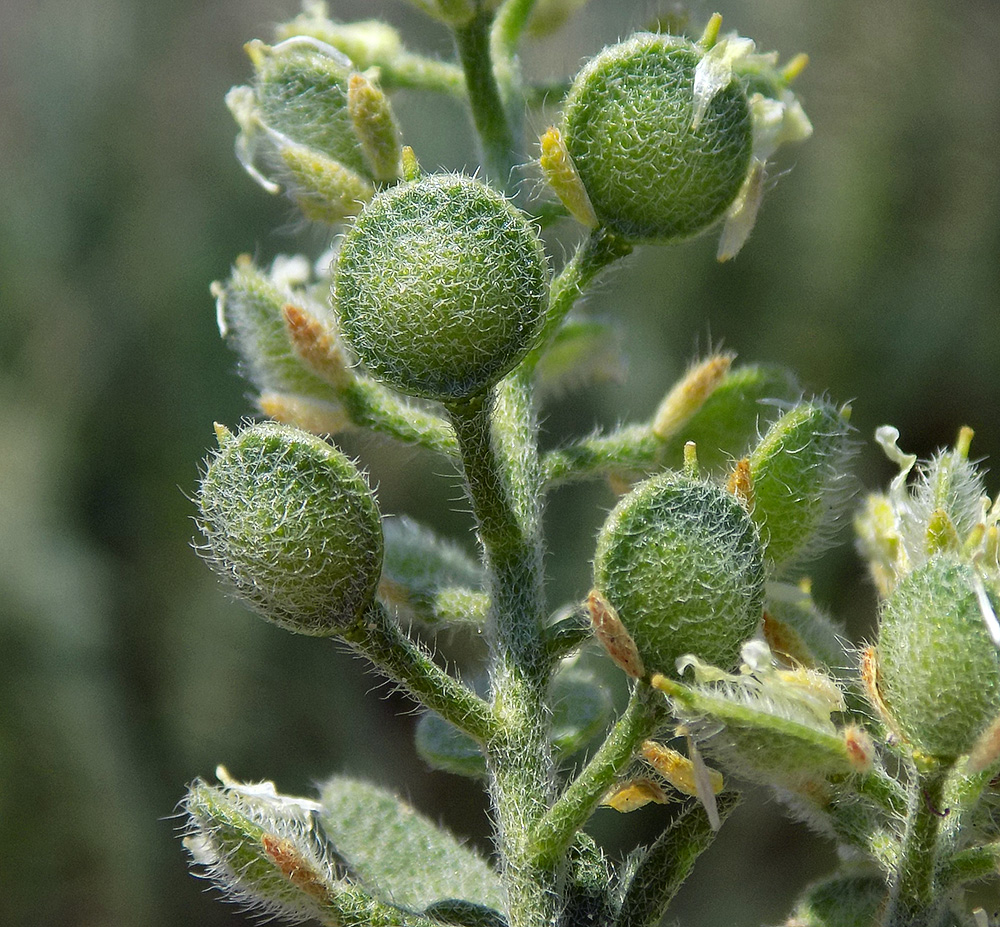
[415,662,613,778]
[551,664,615,759]
[318,777,503,910]
[380,517,487,626]
[764,582,851,676]
[656,364,801,473]
[783,870,888,927]
[415,711,487,778]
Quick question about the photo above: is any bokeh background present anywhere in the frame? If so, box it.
[2,0,999,924]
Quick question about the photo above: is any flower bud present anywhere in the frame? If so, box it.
[593,471,765,675]
[746,400,855,573]
[277,12,403,72]
[182,768,344,924]
[197,422,383,636]
[875,554,1000,762]
[333,174,549,401]
[559,32,753,243]
[228,37,404,221]
[212,255,341,401]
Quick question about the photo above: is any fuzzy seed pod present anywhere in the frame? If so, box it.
[333,174,549,401]
[747,400,855,573]
[876,554,1000,762]
[559,33,752,243]
[593,472,765,675]
[197,422,383,636]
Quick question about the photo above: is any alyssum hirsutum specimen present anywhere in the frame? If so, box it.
[184,3,1000,926]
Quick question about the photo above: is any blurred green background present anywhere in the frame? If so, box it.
[1,0,998,924]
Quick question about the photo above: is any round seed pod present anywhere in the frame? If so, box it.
[333,174,549,401]
[593,472,765,676]
[561,33,753,244]
[197,422,383,636]
[876,555,1000,762]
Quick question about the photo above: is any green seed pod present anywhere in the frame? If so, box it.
[333,174,549,401]
[747,400,855,573]
[560,32,752,243]
[197,422,383,636]
[594,472,765,675]
[876,554,1000,762]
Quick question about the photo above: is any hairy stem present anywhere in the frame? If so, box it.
[530,683,663,870]
[882,765,950,927]
[340,378,457,456]
[379,52,467,97]
[342,602,496,743]
[448,385,556,927]
[490,0,538,116]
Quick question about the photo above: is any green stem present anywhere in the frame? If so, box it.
[882,765,950,927]
[453,12,518,189]
[530,683,663,870]
[379,52,467,98]
[542,425,658,486]
[525,228,633,373]
[340,378,457,456]
[342,602,496,744]
[490,0,538,112]
[447,385,556,927]
[613,792,742,927]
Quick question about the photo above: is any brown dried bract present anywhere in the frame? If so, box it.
[283,303,352,388]
[588,589,645,679]
[726,457,754,512]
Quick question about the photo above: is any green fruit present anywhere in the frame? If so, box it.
[197,422,383,635]
[594,472,765,675]
[876,554,1000,761]
[333,174,549,401]
[561,33,753,243]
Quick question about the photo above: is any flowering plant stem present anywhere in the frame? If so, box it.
[453,11,518,188]
[447,382,557,927]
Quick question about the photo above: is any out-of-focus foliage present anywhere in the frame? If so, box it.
[0,1,997,925]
